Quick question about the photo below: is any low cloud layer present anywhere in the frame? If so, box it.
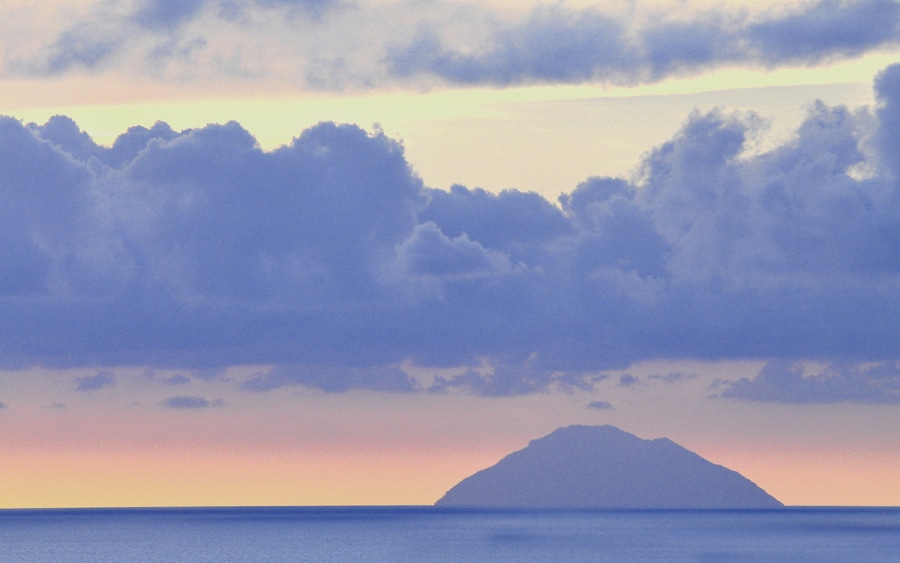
[3,1,899,89]
[5,64,900,396]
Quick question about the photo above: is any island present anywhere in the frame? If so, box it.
[435,425,783,508]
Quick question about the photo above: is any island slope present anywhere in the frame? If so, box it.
[435,425,783,509]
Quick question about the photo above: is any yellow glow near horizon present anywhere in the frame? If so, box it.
[3,56,886,199]
[7,50,897,147]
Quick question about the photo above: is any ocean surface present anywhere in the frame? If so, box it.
[1,506,899,562]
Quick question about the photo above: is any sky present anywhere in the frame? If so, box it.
[3,0,900,508]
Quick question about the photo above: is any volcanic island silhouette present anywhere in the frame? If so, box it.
[435,425,783,509]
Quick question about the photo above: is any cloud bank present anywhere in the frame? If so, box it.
[389,0,900,87]
[5,64,900,397]
[4,0,900,89]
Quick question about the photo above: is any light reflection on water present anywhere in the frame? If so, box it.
[1,506,899,562]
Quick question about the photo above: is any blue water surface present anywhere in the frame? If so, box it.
[1,506,899,562]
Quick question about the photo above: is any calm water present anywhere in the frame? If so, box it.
[1,506,899,562]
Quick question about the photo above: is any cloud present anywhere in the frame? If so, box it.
[647,372,697,384]
[76,371,116,392]
[131,0,338,31]
[586,400,613,411]
[161,374,191,385]
[387,0,900,87]
[0,401,6,409]
[618,374,639,387]
[131,0,209,31]
[6,63,900,394]
[9,0,343,76]
[241,364,419,393]
[161,395,224,408]
[388,0,900,86]
[717,360,900,403]
[428,357,563,397]
[6,1,900,88]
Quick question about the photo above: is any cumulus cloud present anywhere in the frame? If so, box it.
[76,371,116,392]
[161,395,224,408]
[717,360,900,403]
[6,64,900,394]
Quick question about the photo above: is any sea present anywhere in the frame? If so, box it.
[1,506,899,562]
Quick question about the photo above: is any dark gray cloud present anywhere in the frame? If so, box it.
[6,64,900,395]
[76,371,116,392]
[717,360,900,403]
[161,395,224,408]
[388,0,900,87]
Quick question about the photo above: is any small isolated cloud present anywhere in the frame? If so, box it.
[161,374,191,385]
[587,400,613,410]
[161,395,224,409]
[76,370,116,392]
[717,361,900,404]
[46,402,67,409]
[618,374,639,387]
[647,372,697,384]
[190,368,226,381]
[0,401,6,409]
